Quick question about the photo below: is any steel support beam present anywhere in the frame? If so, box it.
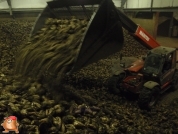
[0,0,7,2]
[123,7,178,12]
[6,0,13,17]
[169,13,174,37]
[153,12,159,39]
[150,0,153,12]
[121,0,127,9]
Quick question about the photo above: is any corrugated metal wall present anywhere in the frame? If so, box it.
[125,0,151,8]
[153,0,178,8]
[0,0,48,9]
[125,0,178,8]
[0,0,178,10]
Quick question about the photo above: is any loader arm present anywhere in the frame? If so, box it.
[116,9,160,49]
[31,0,124,73]
[30,0,160,74]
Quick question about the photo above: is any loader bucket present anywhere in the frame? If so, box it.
[31,0,103,36]
[31,0,124,73]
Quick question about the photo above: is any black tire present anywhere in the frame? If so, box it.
[172,69,178,91]
[138,86,160,110]
[108,73,125,94]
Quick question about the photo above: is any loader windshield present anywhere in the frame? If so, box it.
[143,53,162,74]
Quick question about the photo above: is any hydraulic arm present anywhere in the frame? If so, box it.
[30,0,160,74]
[117,9,160,49]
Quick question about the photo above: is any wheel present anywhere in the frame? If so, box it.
[172,69,178,91]
[107,73,125,94]
[138,86,160,110]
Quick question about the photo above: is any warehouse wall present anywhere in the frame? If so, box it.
[0,0,178,10]
[0,0,48,9]
[127,12,177,37]
[125,0,178,8]
[0,0,121,9]
[126,13,155,36]
[125,0,151,8]
[174,11,178,20]
[153,0,178,8]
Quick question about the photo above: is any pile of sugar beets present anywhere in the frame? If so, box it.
[0,17,178,134]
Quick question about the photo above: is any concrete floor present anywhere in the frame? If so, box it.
[156,36,178,48]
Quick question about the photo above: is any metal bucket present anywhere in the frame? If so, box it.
[30,0,124,73]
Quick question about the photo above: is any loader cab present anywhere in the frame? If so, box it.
[162,53,173,73]
[142,46,176,85]
[142,52,162,76]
